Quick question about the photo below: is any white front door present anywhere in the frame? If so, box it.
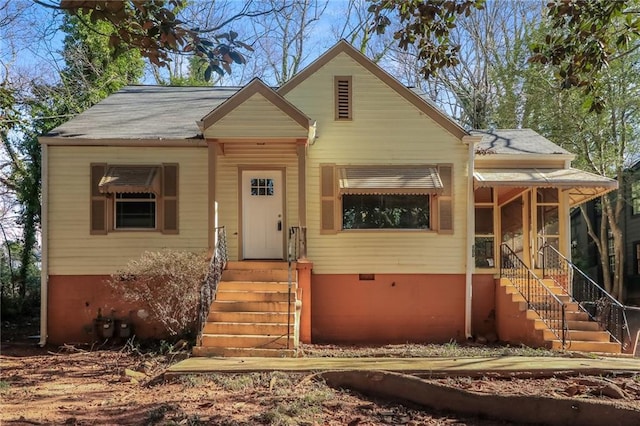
[242,170,284,259]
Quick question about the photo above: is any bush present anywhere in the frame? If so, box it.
[109,250,208,337]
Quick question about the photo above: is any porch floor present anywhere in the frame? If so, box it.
[165,355,640,377]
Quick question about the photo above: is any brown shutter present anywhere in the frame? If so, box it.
[90,163,108,234]
[162,164,179,234]
[335,76,352,120]
[438,165,453,232]
[320,164,337,233]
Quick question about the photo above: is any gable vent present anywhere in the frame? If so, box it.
[335,76,352,120]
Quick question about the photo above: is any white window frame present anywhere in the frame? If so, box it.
[114,192,158,230]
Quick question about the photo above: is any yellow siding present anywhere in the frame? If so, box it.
[284,52,469,274]
[203,93,307,139]
[48,146,208,275]
[216,153,299,261]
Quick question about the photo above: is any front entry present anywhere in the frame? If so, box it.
[241,170,284,259]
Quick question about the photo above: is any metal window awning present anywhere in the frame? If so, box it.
[98,166,161,194]
[473,168,618,206]
[338,166,443,195]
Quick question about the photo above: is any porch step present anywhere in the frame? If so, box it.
[218,281,294,292]
[192,347,296,358]
[566,320,601,331]
[195,267,300,357]
[211,300,291,312]
[543,329,611,342]
[500,278,621,354]
[202,321,294,335]
[208,311,294,323]
[200,334,294,349]
[551,340,622,353]
[222,262,292,282]
[216,290,293,302]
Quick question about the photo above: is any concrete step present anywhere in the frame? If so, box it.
[527,310,589,322]
[216,290,294,302]
[211,300,292,312]
[208,311,294,323]
[192,346,296,357]
[566,320,601,331]
[551,339,621,354]
[218,281,294,292]
[226,261,290,270]
[200,334,294,349]
[543,329,611,342]
[222,269,291,282]
[202,321,294,335]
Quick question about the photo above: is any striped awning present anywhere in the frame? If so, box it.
[338,166,443,195]
[474,168,618,206]
[98,166,161,194]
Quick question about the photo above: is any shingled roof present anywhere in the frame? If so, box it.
[44,85,240,140]
[471,129,573,157]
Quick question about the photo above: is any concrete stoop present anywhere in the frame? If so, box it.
[194,262,299,358]
[499,279,622,354]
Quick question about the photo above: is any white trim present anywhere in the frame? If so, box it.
[39,144,49,347]
[464,136,479,339]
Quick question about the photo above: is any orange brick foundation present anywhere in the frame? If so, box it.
[47,275,167,345]
[46,273,498,346]
[310,273,497,344]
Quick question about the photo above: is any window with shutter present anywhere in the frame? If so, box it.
[334,76,352,120]
[320,164,337,233]
[438,165,453,232]
[89,163,179,234]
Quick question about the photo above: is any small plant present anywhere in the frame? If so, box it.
[210,373,258,392]
[108,250,208,337]
[179,374,205,388]
[252,383,333,425]
[0,380,9,393]
[146,403,177,424]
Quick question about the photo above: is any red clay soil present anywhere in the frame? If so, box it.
[2,340,640,425]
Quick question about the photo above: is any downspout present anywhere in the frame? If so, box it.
[39,142,48,347]
[463,136,480,340]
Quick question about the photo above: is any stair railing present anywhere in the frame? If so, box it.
[500,243,567,347]
[197,226,228,345]
[540,243,631,349]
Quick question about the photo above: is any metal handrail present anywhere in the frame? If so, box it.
[286,226,300,350]
[196,226,228,345]
[540,243,631,349]
[500,243,567,347]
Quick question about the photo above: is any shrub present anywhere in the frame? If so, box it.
[109,250,208,337]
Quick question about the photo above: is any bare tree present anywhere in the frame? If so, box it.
[383,0,542,129]
[250,0,329,86]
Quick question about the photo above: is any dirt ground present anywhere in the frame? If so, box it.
[1,331,640,425]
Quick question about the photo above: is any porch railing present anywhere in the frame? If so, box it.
[500,243,567,347]
[196,226,228,345]
[286,226,306,350]
[540,243,631,349]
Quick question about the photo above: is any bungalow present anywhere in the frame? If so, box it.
[39,41,623,355]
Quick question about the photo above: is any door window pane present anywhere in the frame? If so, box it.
[251,178,274,196]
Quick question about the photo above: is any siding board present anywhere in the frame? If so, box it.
[284,52,468,274]
[48,146,208,275]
